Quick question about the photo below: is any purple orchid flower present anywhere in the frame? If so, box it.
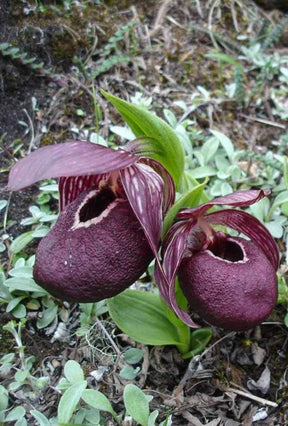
[154,189,279,331]
[8,141,174,302]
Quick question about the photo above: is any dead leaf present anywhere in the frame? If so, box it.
[247,366,271,394]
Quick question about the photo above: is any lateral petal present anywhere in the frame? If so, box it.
[178,189,270,219]
[141,158,175,215]
[155,220,200,328]
[120,163,164,256]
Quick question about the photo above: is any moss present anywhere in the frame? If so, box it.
[50,31,82,65]
[41,134,56,146]
[0,323,14,356]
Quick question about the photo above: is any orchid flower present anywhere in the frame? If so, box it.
[8,141,174,302]
[154,189,279,331]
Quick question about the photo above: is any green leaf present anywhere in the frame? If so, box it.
[0,200,7,211]
[58,381,87,424]
[277,276,288,303]
[15,369,29,382]
[64,360,85,383]
[30,410,50,426]
[36,304,58,329]
[5,277,48,295]
[281,201,288,216]
[9,266,33,278]
[272,191,288,210]
[123,348,143,364]
[0,43,10,50]
[101,91,184,187]
[11,303,26,318]
[120,365,141,380]
[182,328,212,359]
[192,166,217,179]
[124,384,150,426]
[201,137,219,164]
[82,407,101,424]
[10,231,34,253]
[6,295,26,312]
[206,52,243,70]
[15,418,27,426]
[32,227,50,238]
[162,181,206,236]
[5,406,26,422]
[265,221,283,238]
[210,129,234,161]
[81,389,117,418]
[148,410,159,426]
[107,290,185,348]
[0,385,9,411]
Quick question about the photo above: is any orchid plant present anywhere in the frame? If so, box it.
[155,189,279,331]
[6,92,280,344]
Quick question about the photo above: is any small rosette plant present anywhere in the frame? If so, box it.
[8,141,175,302]
[155,189,279,331]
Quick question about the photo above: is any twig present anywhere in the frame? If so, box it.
[239,114,286,129]
[23,109,35,154]
[3,192,11,233]
[195,0,204,18]
[224,386,278,407]
[208,0,220,50]
[94,317,121,355]
[199,331,235,360]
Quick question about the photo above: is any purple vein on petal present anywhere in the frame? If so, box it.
[155,220,200,327]
[8,142,137,191]
[58,174,110,209]
[177,189,270,220]
[120,162,164,256]
[140,158,175,214]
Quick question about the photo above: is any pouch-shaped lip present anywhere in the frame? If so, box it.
[178,236,278,331]
[33,188,154,302]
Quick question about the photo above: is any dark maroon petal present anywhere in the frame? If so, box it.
[8,142,137,191]
[59,174,110,209]
[120,163,164,256]
[177,189,270,220]
[205,209,279,270]
[154,220,200,327]
[140,158,175,214]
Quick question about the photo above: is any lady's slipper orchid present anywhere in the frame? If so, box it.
[8,141,174,302]
[154,189,279,331]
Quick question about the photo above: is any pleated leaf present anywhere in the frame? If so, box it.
[107,290,187,347]
[102,91,184,187]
